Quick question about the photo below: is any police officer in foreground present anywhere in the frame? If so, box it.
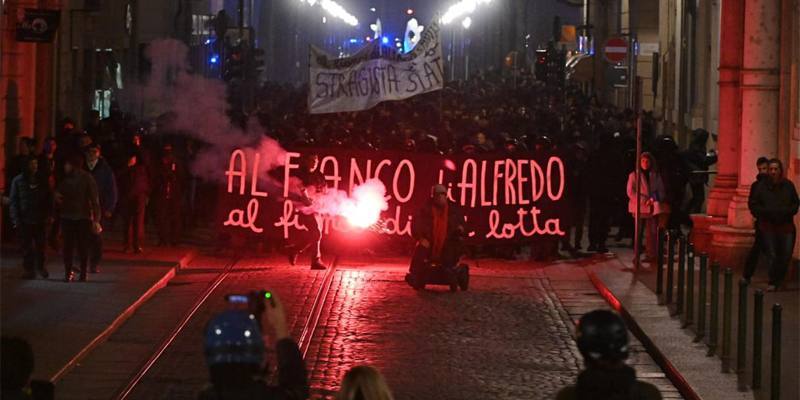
[198,294,308,400]
[557,310,662,400]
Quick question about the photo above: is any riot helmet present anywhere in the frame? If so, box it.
[576,310,629,363]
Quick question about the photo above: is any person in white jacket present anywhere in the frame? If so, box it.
[627,152,670,262]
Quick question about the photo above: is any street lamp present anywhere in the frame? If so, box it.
[461,18,471,79]
[298,0,358,26]
[441,0,492,25]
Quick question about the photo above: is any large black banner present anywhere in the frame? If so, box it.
[219,148,568,245]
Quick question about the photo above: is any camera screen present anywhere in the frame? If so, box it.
[226,294,249,304]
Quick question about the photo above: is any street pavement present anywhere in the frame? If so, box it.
[20,250,687,400]
[0,238,194,382]
[20,233,798,399]
[601,246,799,400]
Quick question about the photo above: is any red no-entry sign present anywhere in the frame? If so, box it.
[604,37,628,64]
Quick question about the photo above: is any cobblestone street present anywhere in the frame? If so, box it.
[304,268,581,399]
[45,254,683,400]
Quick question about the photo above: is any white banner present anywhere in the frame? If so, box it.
[308,21,443,114]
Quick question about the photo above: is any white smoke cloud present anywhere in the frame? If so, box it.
[130,38,387,226]
[128,38,284,184]
[305,178,389,228]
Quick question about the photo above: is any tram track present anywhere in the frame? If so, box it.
[115,257,241,399]
[298,255,339,359]
[107,255,338,399]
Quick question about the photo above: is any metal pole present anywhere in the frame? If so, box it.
[677,235,686,315]
[695,253,708,342]
[238,0,244,37]
[770,304,782,400]
[633,101,642,270]
[464,37,470,80]
[708,261,720,356]
[722,268,733,372]
[627,34,633,108]
[633,102,642,270]
[753,290,764,389]
[684,242,695,328]
[450,28,455,81]
[737,278,748,390]
[666,231,675,304]
[656,228,665,297]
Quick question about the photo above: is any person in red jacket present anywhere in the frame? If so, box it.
[405,184,468,291]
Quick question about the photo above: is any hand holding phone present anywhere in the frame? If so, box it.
[263,293,289,340]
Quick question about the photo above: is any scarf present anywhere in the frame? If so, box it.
[431,203,448,260]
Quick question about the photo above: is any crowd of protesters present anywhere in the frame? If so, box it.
[246,70,725,262]
[4,108,196,281]
[6,68,796,285]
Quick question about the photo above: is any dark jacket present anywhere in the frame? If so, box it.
[682,148,717,185]
[86,157,118,215]
[152,156,183,202]
[9,173,52,226]
[38,153,59,189]
[748,178,799,227]
[197,339,308,400]
[747,174,767,223]
[56,169,100,221]
[556,366,662,400]
[412,200,465,265]
[119,164,151,200]
[586,141,623,200]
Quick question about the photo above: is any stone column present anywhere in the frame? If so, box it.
[705,0,743,218]
[710,0,781,269]
[691,0,742,253]
[729,0,781,228]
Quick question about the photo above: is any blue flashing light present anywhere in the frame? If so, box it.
[381,36,389,45]
[209,55,219,64]
[349,38,358,44]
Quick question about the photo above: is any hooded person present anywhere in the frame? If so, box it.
[682,129,718,215]
[405,184,468,291]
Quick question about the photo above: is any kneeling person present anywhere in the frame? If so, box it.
[405,184,468,291]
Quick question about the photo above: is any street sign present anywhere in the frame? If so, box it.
[604,37,628,64]
[15,9,60,43]
[606,64,628,87]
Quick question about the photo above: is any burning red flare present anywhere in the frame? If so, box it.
[307,179,389,229]
[341,179,389,228]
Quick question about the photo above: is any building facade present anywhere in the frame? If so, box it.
[588,0,799,264]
